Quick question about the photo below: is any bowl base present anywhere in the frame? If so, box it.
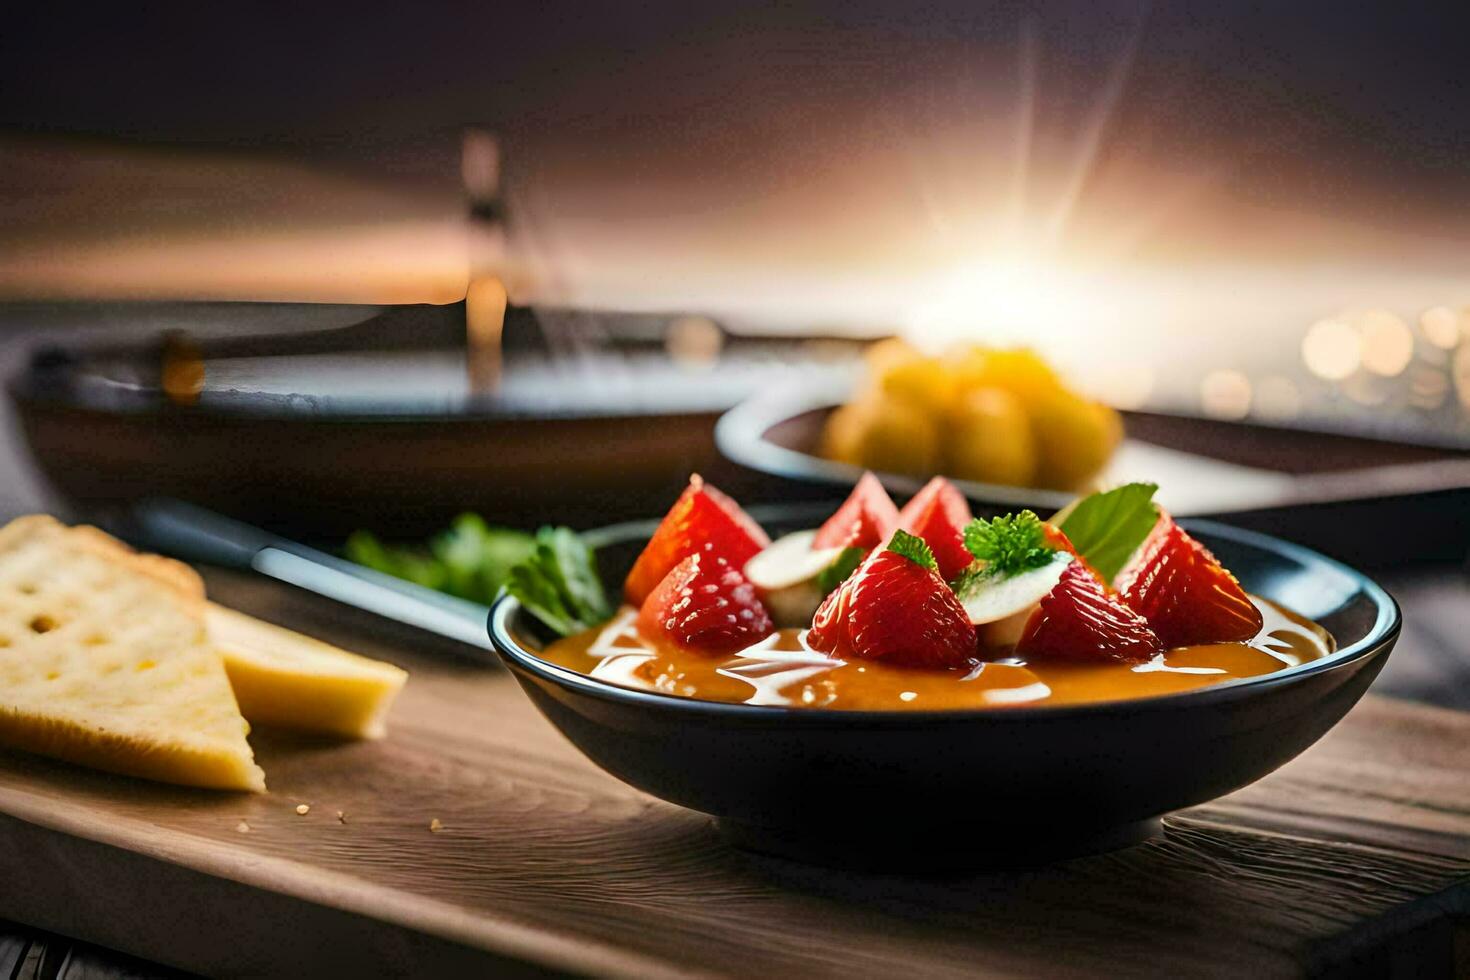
[713,816,1163,871]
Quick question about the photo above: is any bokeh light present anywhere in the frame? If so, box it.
[1200,369,1251,419]
[1301,317,1361,380]
[1419,306,1462,349]
[1356,309,1413,377]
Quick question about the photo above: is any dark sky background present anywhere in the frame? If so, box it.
[4,2,1466,202]
[3,1,1468,310]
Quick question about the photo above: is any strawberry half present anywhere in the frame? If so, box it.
[624,475,770,606]
[813,471,900,550]
[638,551,774,654]
[1017,562,1161,663]
[1114,513,1263,647]
[896,477,974,581]
[807,534,976,669]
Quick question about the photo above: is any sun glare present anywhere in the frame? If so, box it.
[902,256,1091,351]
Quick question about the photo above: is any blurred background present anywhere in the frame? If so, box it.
[6,6,1470,401]
[1,1,1466,696]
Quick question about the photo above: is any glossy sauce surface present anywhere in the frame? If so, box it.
[539,598,1334,710]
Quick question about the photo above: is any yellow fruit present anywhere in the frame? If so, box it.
[860,336,959,417]
[953,347,1062,409]
[0,516,264,792]
[827,343,1123,492]
[945,387,1038,487]
[944,342,991,381]
[208,604,408,740]
[875,354,957,416]
[840,395,941,476]
[1029,392,1123,490]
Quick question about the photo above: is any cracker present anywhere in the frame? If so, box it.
[0,516,264,791]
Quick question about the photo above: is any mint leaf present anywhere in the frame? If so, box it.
[816,545,865,595]
[1058,482,1159,583]
[886,529,937,571]
[962,511,1054,577]
[535,526,612,624]
[507,562,577,635]
[506,527,613,637]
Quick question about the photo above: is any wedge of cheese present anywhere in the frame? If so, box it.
[0,516,264,791]
[208,604,407,740]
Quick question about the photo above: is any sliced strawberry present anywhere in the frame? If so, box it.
[895,477,974,581]
[624,475,770,605]
[638,551,774,654]
[1114,513,1263,647]
[1017,562,1161,663]
[808,547,976,669]
[813,472,900,550]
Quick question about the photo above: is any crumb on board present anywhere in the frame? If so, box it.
[236,820,250,834]
[295,804,310,816]
[429,818,444,833]
[336,810,347,824]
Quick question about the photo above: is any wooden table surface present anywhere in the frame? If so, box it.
[0,570,1467,979]
[0,310,1467,977]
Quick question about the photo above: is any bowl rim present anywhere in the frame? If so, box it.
[488,515,1400,723]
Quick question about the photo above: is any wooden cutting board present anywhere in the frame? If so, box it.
[0,570,1467,979]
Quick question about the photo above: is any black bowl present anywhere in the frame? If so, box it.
[488,506,1400,869]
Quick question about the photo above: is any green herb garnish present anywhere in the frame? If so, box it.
[346,514,535,605]
[347,517,611,637]
[345,530,451,592]
[961,511,1055,578]
[886,529,938,571]
[816,545,865,595]
[433,513,536,601]
[506,527,613,637]
[1057,482,1159,583]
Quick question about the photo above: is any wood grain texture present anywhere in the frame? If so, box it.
[0,569,1467,979]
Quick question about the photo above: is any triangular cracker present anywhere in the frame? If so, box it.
[0,516,264,791]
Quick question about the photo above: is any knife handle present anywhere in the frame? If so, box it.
[126,498,497,655]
